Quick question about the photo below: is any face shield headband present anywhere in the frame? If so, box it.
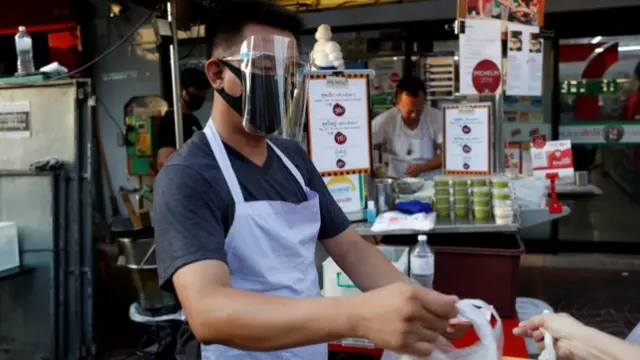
[214,35,307,138]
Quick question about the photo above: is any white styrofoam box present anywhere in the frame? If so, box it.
[0,222,20,272]
[322,246,409,297]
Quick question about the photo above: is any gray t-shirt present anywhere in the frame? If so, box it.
[151,130,351,291]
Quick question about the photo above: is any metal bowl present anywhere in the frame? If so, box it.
[393,177,425,195]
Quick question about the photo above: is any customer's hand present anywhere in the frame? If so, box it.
[355,282,458,356]
[513,312,590,359]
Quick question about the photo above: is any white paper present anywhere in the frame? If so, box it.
[443,104,491,174]
[307,77,371,173]
[459,19,503,95]
[506,23,543,96]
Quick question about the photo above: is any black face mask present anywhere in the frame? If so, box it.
[216,62,282,135]
[184,91,205,111]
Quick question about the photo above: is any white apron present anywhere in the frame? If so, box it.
[386,113,441,180]
[199,121,326,359]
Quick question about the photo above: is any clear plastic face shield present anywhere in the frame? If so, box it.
[219,35,307,139]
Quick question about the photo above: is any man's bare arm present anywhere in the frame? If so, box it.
[174,259,361,350]
[419,144,442,172]
[323,226,407,291]
[156,147,176,170]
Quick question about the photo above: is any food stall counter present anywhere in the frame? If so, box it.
[354,219,519,236]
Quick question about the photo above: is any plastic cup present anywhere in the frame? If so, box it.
[455,204,469,217]
[435,195,451,206]
[492,188,511,201]
[494,207,514,224]
[435,187,451,196]
[434,177,451,188]
[453,179,469,188]
[471,177,489,187]
[492,199,513,208]
[472,186,490,197]
[473,206,491,219]
[453,187,469,197]
[491,176,509,189]
[454,195,470,205]
[435,205,451,217]
[473,197,490,207]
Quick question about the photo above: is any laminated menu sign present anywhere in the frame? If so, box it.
[531,139,575,180]
[323,174,365,213]
[442,103,492,176]
[306,73,372,176]
[459,19,503,95]
[506,23,543,96]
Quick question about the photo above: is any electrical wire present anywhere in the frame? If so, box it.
[27,6,162,85]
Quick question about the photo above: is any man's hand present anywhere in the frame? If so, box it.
[354,282,458,357]
[404,164,425,177]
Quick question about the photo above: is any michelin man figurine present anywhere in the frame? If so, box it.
[311,24,345,70]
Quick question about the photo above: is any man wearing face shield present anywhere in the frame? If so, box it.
[152,1,459,359]
[156,67,209,169]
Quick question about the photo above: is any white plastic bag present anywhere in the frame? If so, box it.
[382,299,503,360]
[370,211,437,233]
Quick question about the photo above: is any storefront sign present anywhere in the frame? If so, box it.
[0,101,30,139]
[558,122,640,145]
[442,102,492,175]
[306,72,372,176]
[323,174,365,213]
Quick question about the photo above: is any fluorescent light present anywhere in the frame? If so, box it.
[454,56,459,61]
[590,36,602,44]
[595,45,640,53]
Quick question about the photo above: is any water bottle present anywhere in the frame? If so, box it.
[410,235,434,288]
[15,26,35,75]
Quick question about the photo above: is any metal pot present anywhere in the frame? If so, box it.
[374,178,395,212]
[112,218,177,311]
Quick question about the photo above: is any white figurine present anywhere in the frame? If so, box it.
[311,24,345,70]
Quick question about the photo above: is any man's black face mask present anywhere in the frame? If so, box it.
[215,61,282,135]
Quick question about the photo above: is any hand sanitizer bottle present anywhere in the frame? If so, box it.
[410,235,434,288]
[366,200,377,222]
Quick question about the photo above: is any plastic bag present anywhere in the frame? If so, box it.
[382,299,503,360]
[370,211,437,233]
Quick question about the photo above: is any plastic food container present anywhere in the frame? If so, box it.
[454,195,469,204]
[472,197,490,207]
[435,195,451,206]
[492,199,513,208]
[494,207,514,224]
[471,177,489,187]
[434,187,451,196]
[473,206,491,219]
[434,176,451,187]
[454,204,469,217]
[453,187,469,196]
[472,186,490,197]
[435,205,451,217]
[491,176,510,189]
[492,188,511,201]
[453,179,469,188]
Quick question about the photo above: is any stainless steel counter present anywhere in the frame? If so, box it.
[353,207,571,236]
[555,184,602,196]
[354,218,518,235]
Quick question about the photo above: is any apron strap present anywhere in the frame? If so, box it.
[203,121,245,204]
[267,140,306,189]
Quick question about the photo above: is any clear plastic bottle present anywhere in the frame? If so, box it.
[410,234,434,288]
[365,200,377,223]
[15,26,35,75]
